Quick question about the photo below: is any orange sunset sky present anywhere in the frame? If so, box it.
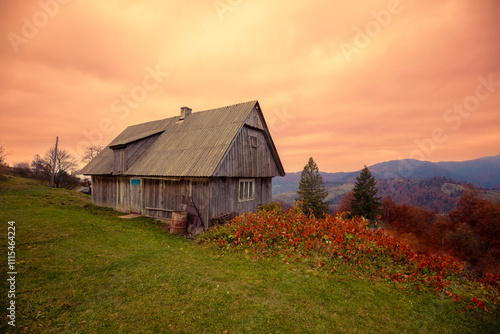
[1,0,499,173]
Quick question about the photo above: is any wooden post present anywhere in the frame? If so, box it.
[51,136,58,187]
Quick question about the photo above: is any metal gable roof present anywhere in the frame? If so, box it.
[81,100,268,177]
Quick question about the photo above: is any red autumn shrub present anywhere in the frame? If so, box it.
[448,189,500,274]
[205,203,465,290]
[200,203,499,311]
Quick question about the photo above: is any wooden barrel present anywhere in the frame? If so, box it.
[170,211,188,234]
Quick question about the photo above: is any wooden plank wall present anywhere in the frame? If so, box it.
[112,149,126,175]
[244,107,265,130]
[208,177,235,221]
[215,126,280,177]
[142,178,211,226]
[143,179,187,219]
[91,175,271,228]
[209,177,273,221]
[191,179,211,227]
[91,175,131,213]
[112,134,161,176]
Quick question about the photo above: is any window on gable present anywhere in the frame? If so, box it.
[250,136,258,148]
[239,179,254,201]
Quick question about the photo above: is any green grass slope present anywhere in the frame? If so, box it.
[0,176,498,333]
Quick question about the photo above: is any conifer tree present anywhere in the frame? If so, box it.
[296,157,329,218]
[351,165,382,221]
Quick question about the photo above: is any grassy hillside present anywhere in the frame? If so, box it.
[1,176,498,333]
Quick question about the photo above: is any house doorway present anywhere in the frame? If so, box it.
[130,178,142,214]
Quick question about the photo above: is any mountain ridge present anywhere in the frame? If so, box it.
[273,154,500,212]
[274,154,500,195]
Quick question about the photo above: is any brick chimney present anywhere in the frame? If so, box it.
[180,106,192,120]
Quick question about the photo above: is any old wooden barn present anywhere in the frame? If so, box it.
[81,100,285,229]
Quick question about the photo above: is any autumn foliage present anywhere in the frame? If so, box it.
[448,189,500,273]
[382,188,500,275]
[200,201,499,313]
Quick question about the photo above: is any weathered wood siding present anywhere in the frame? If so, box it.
[191,179,211,227]
[244,107,265,130]
[142,178,211,226]
[91,175,131,213]
[143,179,184,219]
[126,134,161,167]
[209,177,272,219]
[92,175,272,228]
[215,126,280,177]
[112,149,126,175]
[112,134,161,175]
[86,102,283,229]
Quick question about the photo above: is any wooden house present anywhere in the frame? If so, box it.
[81,100,285,228]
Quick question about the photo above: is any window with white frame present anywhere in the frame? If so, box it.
[239,179,254,201]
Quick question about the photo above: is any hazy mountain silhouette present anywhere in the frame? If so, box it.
[274,154,500,195]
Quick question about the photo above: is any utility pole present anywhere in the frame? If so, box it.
[51,136,58,187]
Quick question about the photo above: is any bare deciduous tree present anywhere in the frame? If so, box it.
[45,148,77,173]
[44,148,78,187]
[31,154,52,180]
[13,161,31,177]
[0,145,5,171]
[0,145,8,177]
[81,145,103,164]
[0,145,5,165]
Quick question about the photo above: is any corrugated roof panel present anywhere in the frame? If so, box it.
[109,129,165,148]
[81,100,281,177]
[80,147,113,175]
[108,117,174,147]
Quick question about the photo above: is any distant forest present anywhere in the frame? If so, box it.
[273,155,500,213]
[375,177,465,213]
[274,176,500,214]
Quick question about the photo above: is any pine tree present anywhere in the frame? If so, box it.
[351,165,382,221]
[296,157,329,217]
